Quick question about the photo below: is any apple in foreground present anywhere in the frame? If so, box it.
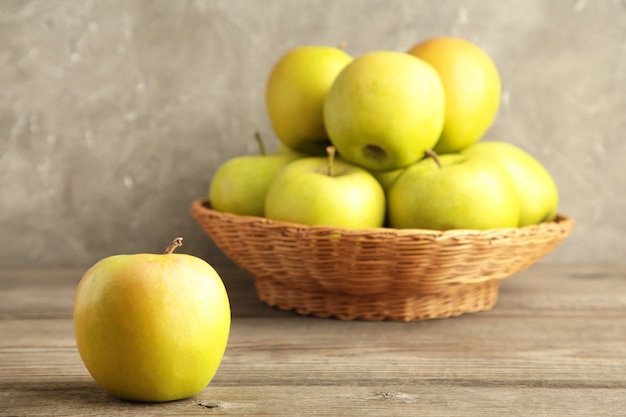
[462,141,559,226]
[73,238,231,403]
[388,152,520,230]
[210,134,303,217]
[266,45,353,153]
[323,50,445,172]
[264,147,386,228]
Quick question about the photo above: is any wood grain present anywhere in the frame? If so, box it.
[1,266,625,416]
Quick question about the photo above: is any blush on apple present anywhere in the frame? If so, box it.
[73,238,231,402]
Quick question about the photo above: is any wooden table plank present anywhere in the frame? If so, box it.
[1,266,625,416]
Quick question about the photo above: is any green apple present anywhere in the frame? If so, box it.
[73,238,230,403]
[323,50,445,172]
[388,152,520,230]
[461,141,559,226]
[408,37,502,154]
[266,45,353,152]
[209,134,303,216]
[264,147,386,228]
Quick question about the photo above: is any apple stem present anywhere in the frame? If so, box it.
[326,146,336,177]
[254,131,267,156]
[425,149,443,169]
[164,237,183,254]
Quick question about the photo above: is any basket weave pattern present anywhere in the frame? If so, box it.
[191,199,573,321]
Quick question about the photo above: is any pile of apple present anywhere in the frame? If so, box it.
[209,37,559,231]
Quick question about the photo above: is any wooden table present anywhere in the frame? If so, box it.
[1,265,625,416]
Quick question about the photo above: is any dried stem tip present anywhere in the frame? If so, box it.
[424,149,443,169]
[326,146,337,177]
[164,237,183,254]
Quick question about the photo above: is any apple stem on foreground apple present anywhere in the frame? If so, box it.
[254,132,267,156]
[164,237,183,254]
[326,146,337,177]
[425,149,443,169]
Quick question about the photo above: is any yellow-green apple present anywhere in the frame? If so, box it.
[266,45,353,154]
[323,50,445,172]
[264,147,386,228]
[388,152,520,230]
[408,37,501,154]
[73,238,230,403]
[462,141,559,226]
[209,134,303,216]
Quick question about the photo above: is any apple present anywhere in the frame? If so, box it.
[264,147,386,228]
[73,238,231,403]
[209,133,303,216]
[323,50,445,172]
[266,45,353,153]
[388,151,520,230]
[461,141,559,226]
[407,37,502,154]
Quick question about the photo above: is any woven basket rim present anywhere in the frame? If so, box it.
[190,198,574,320]
[191,198,574,239]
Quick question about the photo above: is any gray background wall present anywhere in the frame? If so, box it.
[1,0,624,268]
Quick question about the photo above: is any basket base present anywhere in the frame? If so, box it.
[254,278,501,321]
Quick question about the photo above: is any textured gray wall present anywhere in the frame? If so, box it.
[1,0,624,268]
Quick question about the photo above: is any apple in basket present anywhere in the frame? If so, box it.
[388,151,520,230]
[323,50,445,172]
[210,133,303,217]
[73,238,231,402]
[462,141,559,226]
[407,36,502,154]
[266,45,353,155]
[264,146,386,228]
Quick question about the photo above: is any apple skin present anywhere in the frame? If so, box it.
[388,153,520,230]
[461,141,559,226]
[264,156,386,229]
[323,50,445,172]
[74,250,230,403]
[408,37,502,154]
[266,45,353,152]
[209,152,302,216]
[372,167,406,194]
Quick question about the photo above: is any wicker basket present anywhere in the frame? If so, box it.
[191,198,574,321]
